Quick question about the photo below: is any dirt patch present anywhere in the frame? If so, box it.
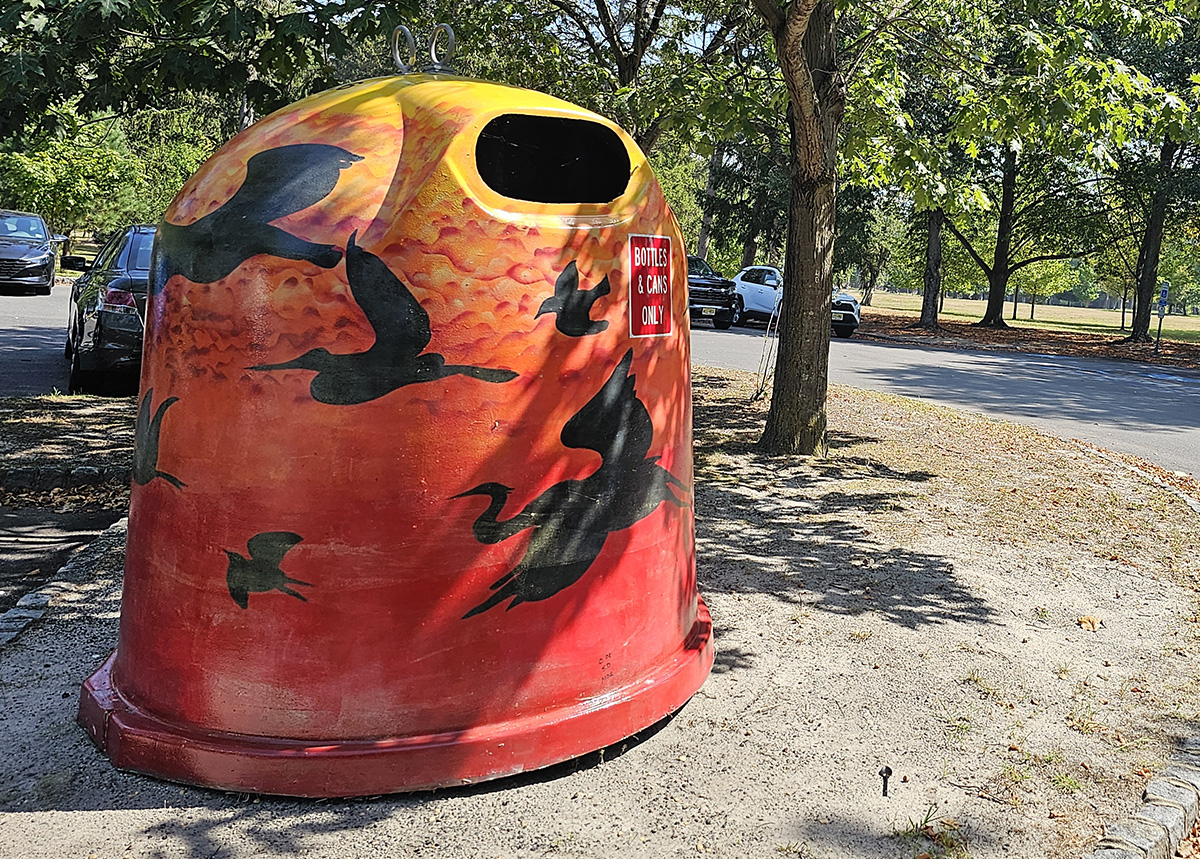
[0,395,134,609]
[0,394,136,496]
[859,308,1200,372]
[1,368,1197,858]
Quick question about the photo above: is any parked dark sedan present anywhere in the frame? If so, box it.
[0,210,67,294]
[63,225,155,393]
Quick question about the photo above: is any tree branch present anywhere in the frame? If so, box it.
[1009,248,1097,275]
[943,217,993,278]
[696,8,742,62]
[591,0,628,65]
[845,0,989,87]
[842,0,922,80]
[751,0,785,38]
[543,0,611,70]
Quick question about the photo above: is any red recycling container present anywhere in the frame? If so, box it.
[78,70,712,796]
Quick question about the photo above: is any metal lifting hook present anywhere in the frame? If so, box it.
[391,23,457,76]
[425,24,457,74]
[391,25,416,74]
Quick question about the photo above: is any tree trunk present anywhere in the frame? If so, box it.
[756,0,844,456]
[862,267,878,306]
[741,234,759,268]
[977,149,1018,327]
[1030,295,1036,320]
[1127,138,1179,342]
[695,145,723,260]
[915,209,942,331]
[761,160,834,455]
[1012,284,1019,320]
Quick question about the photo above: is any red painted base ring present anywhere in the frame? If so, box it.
[78,600,712,797]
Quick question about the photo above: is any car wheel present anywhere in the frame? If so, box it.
[68,350,98,394]
[834,325,855,339]
[712,313,733,330]
[730,297,745,327]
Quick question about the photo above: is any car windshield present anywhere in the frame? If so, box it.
[688,257,714,277]
[0,215,47,240]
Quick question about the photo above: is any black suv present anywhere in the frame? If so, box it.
[0,210,66,294]
[687,256,738,330]
[63,225,156,393]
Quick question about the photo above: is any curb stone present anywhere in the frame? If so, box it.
[1083,740,1200,858]
[0,465,131,492]
[0,517,127,646]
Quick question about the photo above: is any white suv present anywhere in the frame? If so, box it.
[730,266,782,325]
[731,265,861,337]
[831,289,862,338]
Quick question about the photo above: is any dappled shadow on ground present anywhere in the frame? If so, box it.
[0,513,688,838]
[0,394,137,471]
[691,370,995,652]
[0,395,135,609]
[0,508,123,612]
[711,644,755,675]
[96,717,678,856]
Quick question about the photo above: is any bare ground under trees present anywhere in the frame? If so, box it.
[1,361,1199,858]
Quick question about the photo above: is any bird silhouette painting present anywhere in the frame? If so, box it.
[224,531,311,610]
[132,388,185,489]
[535,260,611,336]
[251,232,518,404]
[456,349,689,619]
[153,143,363,291]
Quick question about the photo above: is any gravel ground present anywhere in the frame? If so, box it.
[1,368,1198,859]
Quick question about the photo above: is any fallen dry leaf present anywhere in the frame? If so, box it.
[1078,616,1102,631]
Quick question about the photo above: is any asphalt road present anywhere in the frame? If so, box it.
[692,324,1200,477]
[0,286,70,395]
[3,291,1197,476]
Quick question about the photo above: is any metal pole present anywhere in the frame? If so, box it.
[1156,280,1169,354]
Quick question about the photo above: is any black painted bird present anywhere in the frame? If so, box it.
[224,531,310,610]
[131,388,185,489]
[457,349,689,618]
[251,232,518,404]
[535,260,610,337]
[152,143,362,291]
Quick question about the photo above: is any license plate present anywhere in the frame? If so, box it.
[832,312,844,321]
[702,307,716,316]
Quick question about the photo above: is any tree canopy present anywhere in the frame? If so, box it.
[0,0,412,142]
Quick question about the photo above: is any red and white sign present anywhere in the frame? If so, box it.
[628,234,673,338]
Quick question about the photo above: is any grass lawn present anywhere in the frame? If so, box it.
[869,290,1200,344]
[57,238,102,276]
